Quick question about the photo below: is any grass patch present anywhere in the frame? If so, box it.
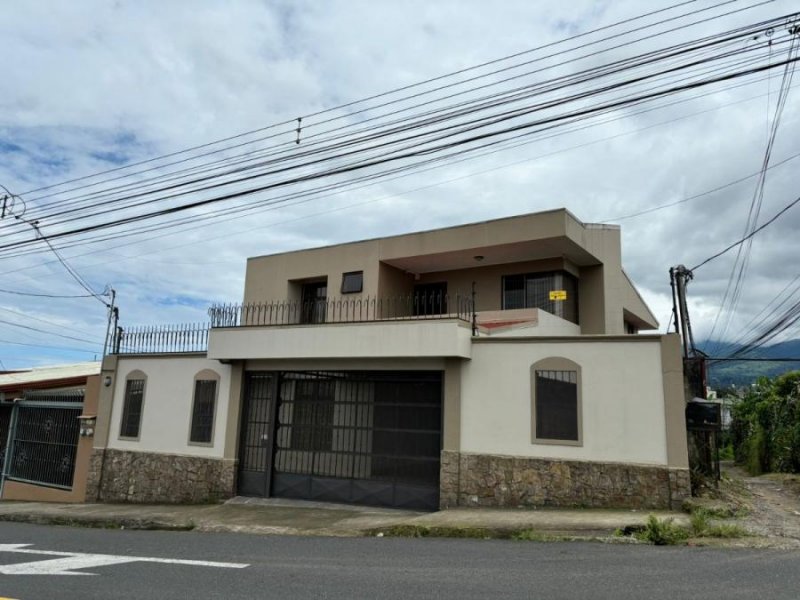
[632,515,690,546]
[373,525,570,542]
[375,525,508,539]
[0,514,195,531]
[614,513,748,546]
[510,529,561,542]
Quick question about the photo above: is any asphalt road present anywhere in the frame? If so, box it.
[1,522,799,599]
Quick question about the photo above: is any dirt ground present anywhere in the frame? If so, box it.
[712,463,800,549]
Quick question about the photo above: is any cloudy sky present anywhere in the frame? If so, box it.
[1,0,798,368]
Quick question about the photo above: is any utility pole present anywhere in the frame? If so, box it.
[670,265,696,359]
[102,287,117,357]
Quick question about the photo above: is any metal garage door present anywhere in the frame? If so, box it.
[237,371,442,510]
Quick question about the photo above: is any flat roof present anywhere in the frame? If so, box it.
[247,208,618,261]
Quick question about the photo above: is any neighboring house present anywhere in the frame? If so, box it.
[0,362,100,502]
[89,209,690,510]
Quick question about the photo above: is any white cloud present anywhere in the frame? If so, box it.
[0,0,798,366]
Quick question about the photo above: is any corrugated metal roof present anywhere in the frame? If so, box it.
[0,361,101,388]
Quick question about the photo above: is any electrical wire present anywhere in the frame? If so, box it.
[3,48,795,255]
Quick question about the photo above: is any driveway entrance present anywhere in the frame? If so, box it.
[237,371,442,510]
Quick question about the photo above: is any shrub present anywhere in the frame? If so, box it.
[731,371,800,476]
[633,516,690,546]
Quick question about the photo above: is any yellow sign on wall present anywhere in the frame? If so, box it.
[549,290,567,301]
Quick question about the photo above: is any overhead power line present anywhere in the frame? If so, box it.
[0,2,783,244]
[691,193,800,271]
[13,0,706,200]
[2,47,797,255]
[0,287,98,298]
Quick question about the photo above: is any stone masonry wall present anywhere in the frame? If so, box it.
[440,451,690,510]
[88,448,236,504]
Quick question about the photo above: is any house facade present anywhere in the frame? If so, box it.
[0,362,100,502]
[87,209,690,510]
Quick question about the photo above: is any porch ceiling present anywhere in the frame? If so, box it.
[380,238,600,274]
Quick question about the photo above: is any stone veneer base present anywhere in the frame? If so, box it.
[85,448,236,504]
[440,451,690,511]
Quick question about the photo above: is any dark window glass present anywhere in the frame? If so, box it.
[301,281,328,323]
[291,380,335,451]
[120,379,145,438]
[535,370,579,441]
[190,380,217,444]
[341,271,363,294]
[502,275,525,309]
[501,271,579,323]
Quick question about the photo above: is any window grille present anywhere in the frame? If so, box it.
[120,379,145,438]
[190,380,217,444]
[535,369,579,442]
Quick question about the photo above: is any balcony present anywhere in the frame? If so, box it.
[206,294,475,361]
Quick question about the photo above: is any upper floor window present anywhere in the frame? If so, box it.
[502,271,579,323]
[341,271,363,294]
[120,370,146,440]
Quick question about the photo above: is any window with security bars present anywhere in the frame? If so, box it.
[291,379,335,451]
[535,370,579,442]
[120,378,145,439]
[190,379,217,444]
[502,271,579,323]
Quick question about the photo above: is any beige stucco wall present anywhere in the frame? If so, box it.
[208,319,473,361]
[460,337,671,465]
[107,356,232,459]
[242,209,657,334]
[244,239,382,303]
[482,309,581,337]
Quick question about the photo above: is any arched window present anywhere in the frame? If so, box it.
[530,358,582,445]
[120,369,147,440]
[189,369,220,445]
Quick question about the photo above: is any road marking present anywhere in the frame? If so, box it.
[0,543,249,576]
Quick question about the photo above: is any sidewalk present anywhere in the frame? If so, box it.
[0,496,687,539]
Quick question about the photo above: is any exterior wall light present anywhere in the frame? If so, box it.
[103,375,113,387]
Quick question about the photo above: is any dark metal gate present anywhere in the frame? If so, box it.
[237,373,278,497]
[1,399,82,490]
[237,371,443,510]
[0,405,12,477]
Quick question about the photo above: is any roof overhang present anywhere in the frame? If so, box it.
[380,237,601,274]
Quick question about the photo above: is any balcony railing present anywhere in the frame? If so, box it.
[209,293,475,328]
[112,322,209,355]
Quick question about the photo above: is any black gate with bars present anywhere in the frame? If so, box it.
[1,394,83,491]
[0,405,12,477]
[237,371,443,510]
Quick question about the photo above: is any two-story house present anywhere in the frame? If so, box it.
[87,209,690,511]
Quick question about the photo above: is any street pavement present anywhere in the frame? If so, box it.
[0,496,688,537]
[1,521,799,600]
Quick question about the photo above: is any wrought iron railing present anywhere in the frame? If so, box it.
[112,322,209,354]
[209,292,475,328]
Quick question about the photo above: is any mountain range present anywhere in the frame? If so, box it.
[698,339,800,390]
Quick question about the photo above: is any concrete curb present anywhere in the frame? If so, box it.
[0,512,195,531]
